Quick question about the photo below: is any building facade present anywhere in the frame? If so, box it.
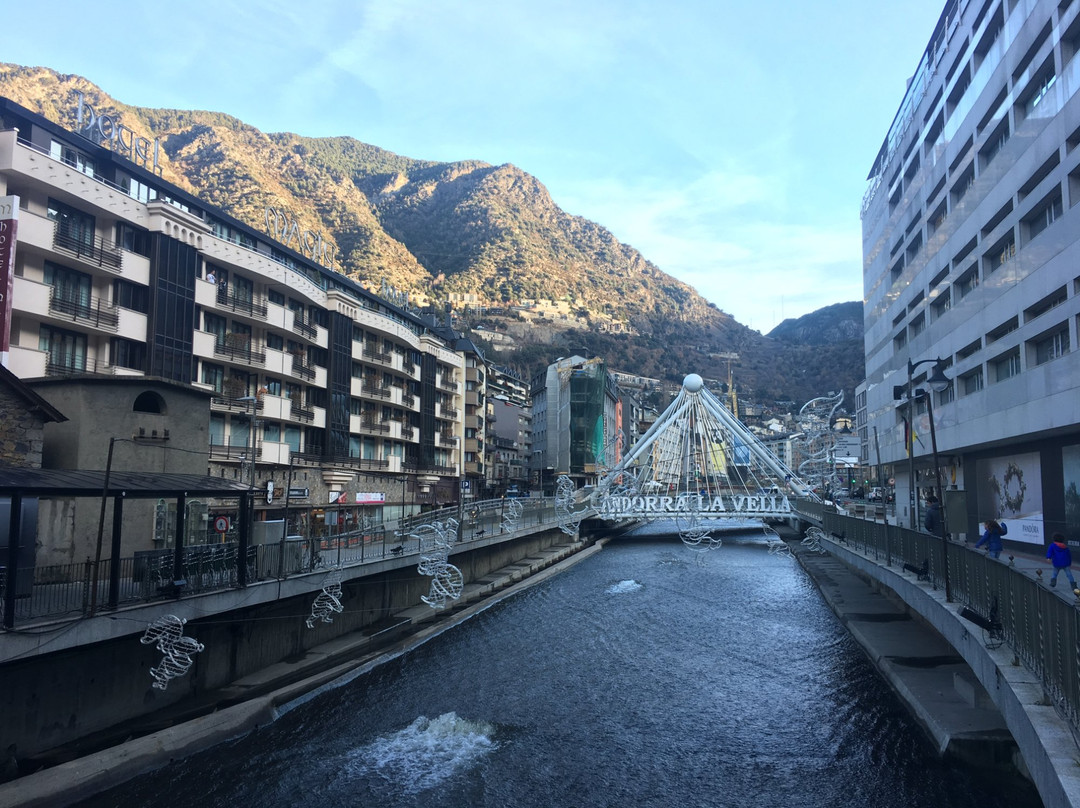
[861,0,1080,544]
[0,97,467,539]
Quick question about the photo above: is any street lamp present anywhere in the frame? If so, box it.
[895,356,951,600]
[238,395,258,489]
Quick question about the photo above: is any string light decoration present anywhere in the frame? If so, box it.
[501,498,524,533]
[555,475,588,536]
[306,569,344,628]
[139,614,205,690]
[410,517,464,609]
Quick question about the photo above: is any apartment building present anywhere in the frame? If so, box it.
[861,0,1080,544]
[0,97,466,536]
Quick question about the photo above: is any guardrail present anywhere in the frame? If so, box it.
[817,510,1080,742]
[0,497,559,628]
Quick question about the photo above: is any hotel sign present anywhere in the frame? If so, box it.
[0,196,18,367]
[596,492,792,519]
[75,93,162,174]
[264,207,336,270]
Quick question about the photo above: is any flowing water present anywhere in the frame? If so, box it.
[78,538,1043,807]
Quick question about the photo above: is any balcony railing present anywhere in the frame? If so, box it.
[291,404,315,422]
[53,225,122,270]
[362,380,392,399]
[209,442,260,460]
[359,417,391,434]
[210,396,264,413]
[290,359,317,381]
[292,318,317,340]
[214,290,269,319]
[213,340,267,365]
[48,291,119,331]
[362,345,393,363]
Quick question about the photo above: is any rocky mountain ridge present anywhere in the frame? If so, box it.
[0,64,864,405]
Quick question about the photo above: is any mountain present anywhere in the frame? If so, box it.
[0,64,863,406]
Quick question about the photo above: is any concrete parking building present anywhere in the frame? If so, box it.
[860,0,1080,546]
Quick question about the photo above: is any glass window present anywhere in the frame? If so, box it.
[110,337,145,370]
[39,325,87,371]
[201,362,224,393]
[1034,327,1070,364]
[48,199,95,247]
[114,279,148,313]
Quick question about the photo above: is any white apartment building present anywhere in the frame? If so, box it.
[861,0,1080,545]
[0,96,467,534]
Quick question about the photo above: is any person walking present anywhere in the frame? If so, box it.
[924,496,944,537]
[1046,533,1077,589]
[975,519,1006,559]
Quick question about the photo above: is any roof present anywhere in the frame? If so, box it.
[0,469,252,498]
[0,364,67,423]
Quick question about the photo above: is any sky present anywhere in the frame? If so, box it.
[4,0,946,333]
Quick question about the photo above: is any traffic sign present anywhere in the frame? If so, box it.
[214,516,230,534]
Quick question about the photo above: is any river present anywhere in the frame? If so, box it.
[77,537,1042,807]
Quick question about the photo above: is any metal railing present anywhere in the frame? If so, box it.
[819,510,1080,738]
[53,225,123,270]
[0,498,561,628]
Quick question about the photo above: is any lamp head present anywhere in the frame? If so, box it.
[927,360,950,393]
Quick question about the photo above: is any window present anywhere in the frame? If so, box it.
[39,325,87,371]
[114,279,148,313]
[201,363,225,393]
[204,312,228,344]
[1033,326,1070,364]
[210,220,256,250]
[49,140,95,176]
[48,198,95,248]
[267,333,284,351]
[955,267,980,299]
[1025,286,1067,322]
[1024,190,1063,242]
[987,316,1018,344]
[984,234,1015,275]
[960,368,984,395]
[950,165,975,206]
[931,290,951,320]
[264,377,282,396]
[957,338,981,359]
[44,262,92,313]
[263,422,281,443]
[979,119,1010,169]
[111,337,146,370]
[115,223,150,256]
[119,174,158,204]
[991,349,1021,382]
[268,289,285,306]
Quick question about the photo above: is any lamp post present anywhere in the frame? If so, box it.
[238,395,258,489]
[895,357,951,599]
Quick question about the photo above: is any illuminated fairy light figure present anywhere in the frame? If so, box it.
[306,569,344,628]
[139,615,205,691]
[796,391,844,495]
[410,517,464,609]
[555,475,588,536]
[502,497,524,533]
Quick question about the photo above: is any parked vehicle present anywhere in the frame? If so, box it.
[868,487,883,502]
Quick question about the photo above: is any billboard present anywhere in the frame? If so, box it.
[975,451,1043,544]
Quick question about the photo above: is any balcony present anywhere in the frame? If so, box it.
[292,318,317,340]
[214,289,269,319]
[290,356,317,381]
[53,223,122,271]
[48,289,119,332]
[362,344,393,364]
[213,338,267,366]
[291,403,315,422]
[362,379,392,399]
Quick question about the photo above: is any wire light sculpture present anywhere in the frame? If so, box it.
[796,391,844,495]
[555,474,588,536]
[139,615,205,690]
[764,526,792,557]
[501,497,524,533]
[410,517,464,609]
[306,568,344,628]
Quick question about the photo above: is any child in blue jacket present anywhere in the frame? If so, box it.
[1046,533,1077,588]
[976,519,1006,559]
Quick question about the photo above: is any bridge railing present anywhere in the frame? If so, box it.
[0,497,561,629]
[821,511,1080,736]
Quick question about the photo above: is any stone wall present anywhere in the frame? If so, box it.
[0,385,45,467]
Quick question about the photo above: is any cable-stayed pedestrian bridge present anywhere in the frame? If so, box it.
[584,374,815,542]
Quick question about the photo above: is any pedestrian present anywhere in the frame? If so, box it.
[205,269,216,284]
[924,496,943,537]
[975,519,1006,559]
[1046,533,1077,589]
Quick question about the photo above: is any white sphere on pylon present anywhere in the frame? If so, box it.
[683,374,703,392]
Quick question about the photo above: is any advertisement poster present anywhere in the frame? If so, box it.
[1062,445,1080,538]
[976,451,1043,544]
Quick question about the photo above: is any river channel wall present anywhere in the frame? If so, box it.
[798,533,1080,808]
[0,526,573,767]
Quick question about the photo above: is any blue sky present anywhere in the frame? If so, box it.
[6,0,945,333]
